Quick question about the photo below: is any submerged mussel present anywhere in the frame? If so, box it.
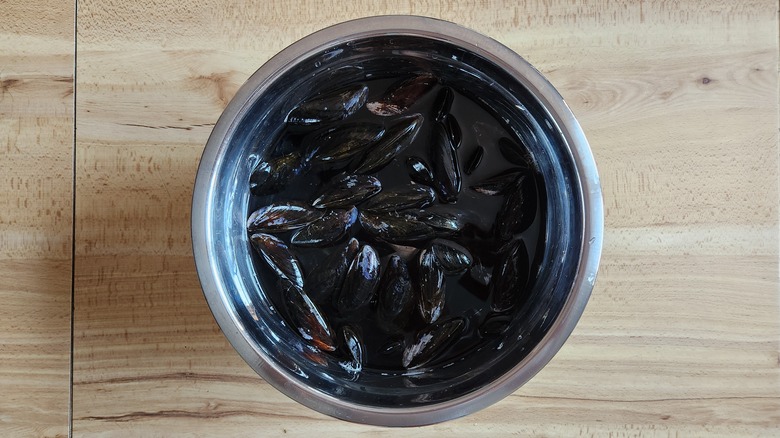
[281,281,336,352]
[429,239,473,274]
[249,233,304,290]
[464,146,484,175]
[310,122,385,164]
[442,114,462,150]
[406,156,435,187]
[402,317,465,369]
[418,248,445,324]
[249,151,304,196]
[431,86,454,122]
[495,175,537,240]
[359,211,436,245]
[311,174,382,209]
[354,113,423,173]
[491,239,530,312]
[336,243,381,316]
[361,183,436,213]
[430,121,461,203]
[286,83,368,126]
[366,74,437,116]
[376,255,414,330]
[305,238,360,305]
[291,206,358,247]
[337,325,364,378]
[498,137,534,168]
[470,169,526,196]
[247,202,322,233]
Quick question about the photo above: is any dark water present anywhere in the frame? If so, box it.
[247,76,546,373]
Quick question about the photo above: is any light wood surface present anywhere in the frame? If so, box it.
[0,1,74,437]
[3,0,779,436]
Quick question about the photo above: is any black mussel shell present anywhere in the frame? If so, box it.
[247,202,322,233]
[291,207,358,247]
[311,174,382,209]
[249,233,304,289]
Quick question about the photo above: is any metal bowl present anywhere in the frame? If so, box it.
[192,16,603,426]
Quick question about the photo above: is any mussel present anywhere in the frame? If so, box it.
[429,239,473,274]
[366,74,437,116]
[291,206,358,247]
[354,113,423,173]
[249,151,304,196]
[310,122,385,164]
[376,255,414,330]
[281,282,336,352]
[402,317,465,368]
[359,211,436,245]
[406,156,435,187]
[336,244,381,315]
[491,239,530,312]
[305,238,360,304]
[429,121,461,203]
[286,83,368,126]
[470,169,526,196]
[247,202,322,233]
[337,325,364,378]
[249,233,304,289]
[431,86,454,122]
[418,248,445,324]
[311,174,381,209]
[361,184,436,213]
[497,137,534,168]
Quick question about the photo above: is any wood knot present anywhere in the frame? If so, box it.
[701,77,712,85]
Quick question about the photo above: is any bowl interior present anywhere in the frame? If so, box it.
[202,34,583,409]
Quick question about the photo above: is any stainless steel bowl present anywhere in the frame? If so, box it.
[192,16,603,426]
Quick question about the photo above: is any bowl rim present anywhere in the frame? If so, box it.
[192,15,604,426]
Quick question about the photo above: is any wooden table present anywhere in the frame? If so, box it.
[2,1,778,436]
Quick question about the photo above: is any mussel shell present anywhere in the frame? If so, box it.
[249,233,304,289]
[305,238,360,305]
[431,86,454,122]
[402,317,465,369]
[430,121,461,203]
[495,175,537,240]
[405,156,434,186]
[249,151,303,196]
[311,174,382,209]
[418,248,445,324]
[361,184,436,213]
[491,239,530,312]
[354,113,423,173]
[470,169,527,196]
[310,122,385,163]
[247,202,322,233]
[478,312,513,337]
[291,206,358,247]
[281,282,336,352]
[337,244,381,315]
[338,325,364,378]
[408,210,464,235]
[498,137,534,168]
[377,255,414,327]
[358,211,436,245]
[464,145,485,175]
[286,83,368,126]
[366,74,437,116]
[429,239,473,274]
[442,114,462,150]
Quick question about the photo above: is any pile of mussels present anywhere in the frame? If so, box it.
[246,74,538,376]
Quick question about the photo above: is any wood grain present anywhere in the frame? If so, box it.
[70,0,779,437]
[0,1,74,437]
